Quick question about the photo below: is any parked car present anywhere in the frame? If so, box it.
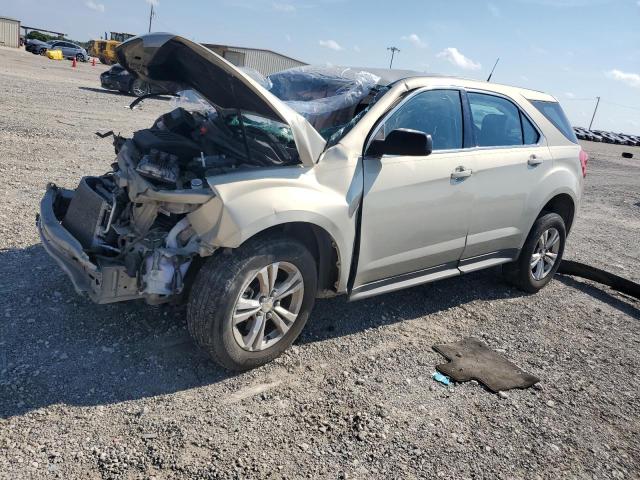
[100,63,166,97]
[37,34,587,371]
[588,130,603,142]
[43,40,89,62]
[25,38,49,54]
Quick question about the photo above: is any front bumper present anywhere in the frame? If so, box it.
[100,75,126,91]
[37,184,140,304]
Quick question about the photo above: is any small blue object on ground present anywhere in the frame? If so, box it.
[432,371,451,386]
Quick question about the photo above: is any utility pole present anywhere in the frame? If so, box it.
[148,3,155,33]
[387,47,400,69]
[588,96,600,130]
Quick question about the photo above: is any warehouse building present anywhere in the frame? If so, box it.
[203,43,306,76]
[0,16,20,48]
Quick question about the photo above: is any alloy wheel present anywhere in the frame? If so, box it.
[132,80,150,97]
[232,262,304,352]
[530,227,560,281]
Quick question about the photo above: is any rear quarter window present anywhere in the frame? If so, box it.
[531,100,578,143]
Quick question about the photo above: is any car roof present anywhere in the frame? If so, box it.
[343,66,556,102]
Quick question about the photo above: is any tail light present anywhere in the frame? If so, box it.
[579,148,588,177]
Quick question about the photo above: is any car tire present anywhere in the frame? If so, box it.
[75,53,84,62]
[502,212,566,293]
[187,234,318,371]
[130,79,150,97]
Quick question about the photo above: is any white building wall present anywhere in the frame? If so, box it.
[0,18,20,48]
[228,47,305,76]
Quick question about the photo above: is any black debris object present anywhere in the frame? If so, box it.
[621,152,633,159]
[557,260,640,299]
[433,337,540,393]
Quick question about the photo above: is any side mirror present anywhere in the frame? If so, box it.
[368,129,433,157]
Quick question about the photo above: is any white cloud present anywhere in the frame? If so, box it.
[353,45,361,53]
[402,33,427,49]
[606,69,640,88]
[488,3,501,16]
[285,34,292,42]
[437,47,481,70]
[272,2,295,12]
[565,92,575,98]
[319,39,343,51]
[85,0,105,12]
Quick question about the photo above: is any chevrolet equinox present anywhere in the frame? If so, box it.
[37,34,587,370]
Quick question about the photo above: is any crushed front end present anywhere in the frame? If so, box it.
[37,101,301,304]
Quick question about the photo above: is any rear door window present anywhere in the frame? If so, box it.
[521,113,540,144]
[530,100,578,143]
[468,92,524,147]
[383,89,463,151]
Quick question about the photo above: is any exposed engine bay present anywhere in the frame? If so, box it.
[53,103,301,304]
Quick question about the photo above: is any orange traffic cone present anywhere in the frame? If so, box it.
[91,57,96,67]
[71,57,77,68]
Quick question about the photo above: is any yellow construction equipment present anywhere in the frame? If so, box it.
[88,32,135,65]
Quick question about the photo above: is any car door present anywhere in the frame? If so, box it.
[351,88,475,297]
[459,91,552,269]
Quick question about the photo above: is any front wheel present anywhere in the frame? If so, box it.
[503,212,566,293]
[187,234,317,371]
[130,79,150,97]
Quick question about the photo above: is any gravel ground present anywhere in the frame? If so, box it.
[0,46,639,480]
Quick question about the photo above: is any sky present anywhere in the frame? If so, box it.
[4,0,640,134]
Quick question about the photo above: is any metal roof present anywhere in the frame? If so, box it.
[203,43,306,66]
[0,16,20,23]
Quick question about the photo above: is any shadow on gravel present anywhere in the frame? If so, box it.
[556,275,639,319]
[78,87,172,101]
[1,244,530,418]
[298,269,527,346]
[78,86,130,96]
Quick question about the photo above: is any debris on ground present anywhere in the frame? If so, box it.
[433,337,540,392]
[432,371,451,386]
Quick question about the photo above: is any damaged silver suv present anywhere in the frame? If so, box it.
[38,34,587,370]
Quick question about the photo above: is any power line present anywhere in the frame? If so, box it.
[600,99,640,112]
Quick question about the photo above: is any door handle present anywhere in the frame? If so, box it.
[451,166,473,180]
[528,154,543,166]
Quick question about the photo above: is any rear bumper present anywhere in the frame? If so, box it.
[37,184,140,304]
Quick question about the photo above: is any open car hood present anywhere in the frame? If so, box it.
[116,33,326,166]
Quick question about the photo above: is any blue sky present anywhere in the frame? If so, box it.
[5,0,640,133]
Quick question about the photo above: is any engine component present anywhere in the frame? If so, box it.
[154,107,197,137]
[61,176,119,251]
[136,149,180,184]
[190,178,203,189]
[141,218,193,296]
[132,128,200,160]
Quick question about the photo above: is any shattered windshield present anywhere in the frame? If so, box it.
[266,66,381,140]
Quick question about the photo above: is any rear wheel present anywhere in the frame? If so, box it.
[503,212,566,293]
[187,234,317,371]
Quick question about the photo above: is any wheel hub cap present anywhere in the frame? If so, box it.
[530,227,561,281]
[232,262,304,352]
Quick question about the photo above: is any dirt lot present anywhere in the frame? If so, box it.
[0,46,639,480]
